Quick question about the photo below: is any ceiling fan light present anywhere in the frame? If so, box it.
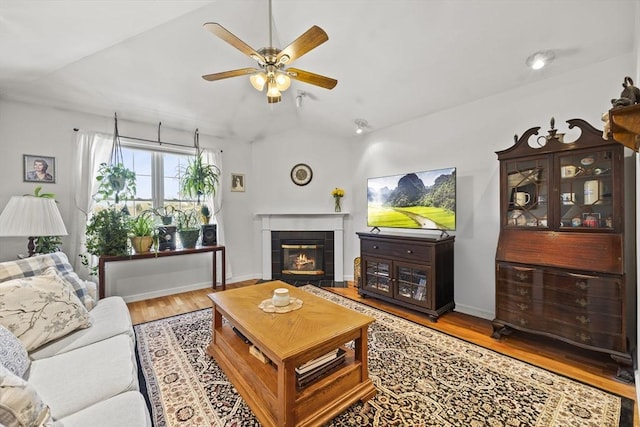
[275,73,291,91]
[250,72,267,91]
[267,78,282,103]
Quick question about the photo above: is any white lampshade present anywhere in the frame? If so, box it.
[0,196,68,237]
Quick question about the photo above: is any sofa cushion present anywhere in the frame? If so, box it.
[30,296,134,360]
[0,268,91,351]
[0,364,52,427]
[0,252,96,310]
[51,391,151,427]
[0,325,30,377]
[27,334,139,420]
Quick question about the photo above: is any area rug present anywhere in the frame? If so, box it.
[134,285,633,426]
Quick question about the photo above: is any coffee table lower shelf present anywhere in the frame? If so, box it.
[207,323,376,427]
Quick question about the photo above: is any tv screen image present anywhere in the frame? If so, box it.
[367,167,456,231]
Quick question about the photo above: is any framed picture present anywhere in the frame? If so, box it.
[231,173,245,192]
[23,154,56,183]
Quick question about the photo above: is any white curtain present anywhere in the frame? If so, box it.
[203,149,230,284]
[69,131,112,279]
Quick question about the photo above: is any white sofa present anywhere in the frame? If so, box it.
[0,252,151,427]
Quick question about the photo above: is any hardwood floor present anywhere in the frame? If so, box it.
[127,280,638,425]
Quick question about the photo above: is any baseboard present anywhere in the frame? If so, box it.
[122,281,213,303]
[454,303,494,321]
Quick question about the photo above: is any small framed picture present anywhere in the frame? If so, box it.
[231,173,245,192]
[23,154,56,183]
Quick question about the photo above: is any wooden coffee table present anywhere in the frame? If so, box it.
[207,281,376,427]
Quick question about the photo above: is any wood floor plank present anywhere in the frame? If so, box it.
[127,280,638,425]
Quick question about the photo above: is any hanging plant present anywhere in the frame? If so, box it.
[94,113,137,204]
[179,129,219,204]
[94,162,136,204]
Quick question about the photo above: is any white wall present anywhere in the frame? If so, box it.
[347,54,635,318]
[0,53,635,311]
[0,101,256,300]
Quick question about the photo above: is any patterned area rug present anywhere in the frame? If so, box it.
[134,285,633,426]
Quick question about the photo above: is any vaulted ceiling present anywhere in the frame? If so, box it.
[0,1,636,141]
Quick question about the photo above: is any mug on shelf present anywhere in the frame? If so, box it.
[514,192,530,206]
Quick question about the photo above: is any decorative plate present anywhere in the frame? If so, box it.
[258,297,304,313]
[290,163,313,186]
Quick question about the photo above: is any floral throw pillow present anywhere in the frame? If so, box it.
[0,363,52,427]
[0,324,29,378]
[0,267,91,351]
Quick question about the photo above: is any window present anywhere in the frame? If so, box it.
[95,142,200,217]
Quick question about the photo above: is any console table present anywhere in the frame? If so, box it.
[98,246,225,298]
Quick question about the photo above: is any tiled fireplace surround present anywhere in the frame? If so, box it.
[257,213,347,283]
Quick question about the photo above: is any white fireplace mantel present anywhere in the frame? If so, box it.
[256,212,348,282]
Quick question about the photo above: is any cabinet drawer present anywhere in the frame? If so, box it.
[546,321,625,352]
[544,304,623,334]
[543,271,622,300]
[361,240,431,262]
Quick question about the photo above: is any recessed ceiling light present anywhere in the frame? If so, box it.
[526,50,555,70]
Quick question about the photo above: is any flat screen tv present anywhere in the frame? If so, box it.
[367,167,456,232]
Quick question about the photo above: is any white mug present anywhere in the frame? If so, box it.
[514,192,530,206]
[272,288,290,307]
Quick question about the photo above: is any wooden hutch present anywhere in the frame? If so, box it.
[493,117,634,382]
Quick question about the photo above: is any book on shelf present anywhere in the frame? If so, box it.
[295,348,341,375]
[296,349,347,388]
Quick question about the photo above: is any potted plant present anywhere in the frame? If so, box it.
[28,186,64,254]
[128,212,155,253]
[94,162,136,204]
[180,151,220,205]
[81,208,130,275]
[175,208,201,249]
[152,205,176,225]
[200,204,211,225]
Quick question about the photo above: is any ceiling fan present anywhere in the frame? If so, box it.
[202,0,337,104]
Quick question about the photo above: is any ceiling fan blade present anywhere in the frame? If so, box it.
[276,26,328,65]
[203,22,266,64]
[287,68,337,90]
[202,68,258,82]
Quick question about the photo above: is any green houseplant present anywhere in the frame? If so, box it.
[175,208,200,249]
[180,151,220,205]
[28,186,64,254]
[128,212,155,253]
[152,205,176,225]
[81,208,130,274]
[94,162,136,204]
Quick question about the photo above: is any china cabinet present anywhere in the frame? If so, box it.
[357,232,454,321]
[493,118,634,382]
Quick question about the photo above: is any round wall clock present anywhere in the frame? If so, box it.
[290,163,313,186]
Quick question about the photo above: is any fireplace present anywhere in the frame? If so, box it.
[271,231,334,283]
[281,243,324,276]
[257,212,346,283]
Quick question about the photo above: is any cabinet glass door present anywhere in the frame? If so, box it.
[395,263,431,307]
[558,150,614,230]
[504,158,549,228]
[363,258,392,296]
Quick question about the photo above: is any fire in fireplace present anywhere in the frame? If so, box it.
[282,244,324,276]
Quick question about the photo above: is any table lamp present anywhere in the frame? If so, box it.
[0,196,68,257]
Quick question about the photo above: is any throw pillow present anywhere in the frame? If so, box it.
[0,325,29,378]
[0,364,52,427]
[0,252,96,310]
[0,269,91,351]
